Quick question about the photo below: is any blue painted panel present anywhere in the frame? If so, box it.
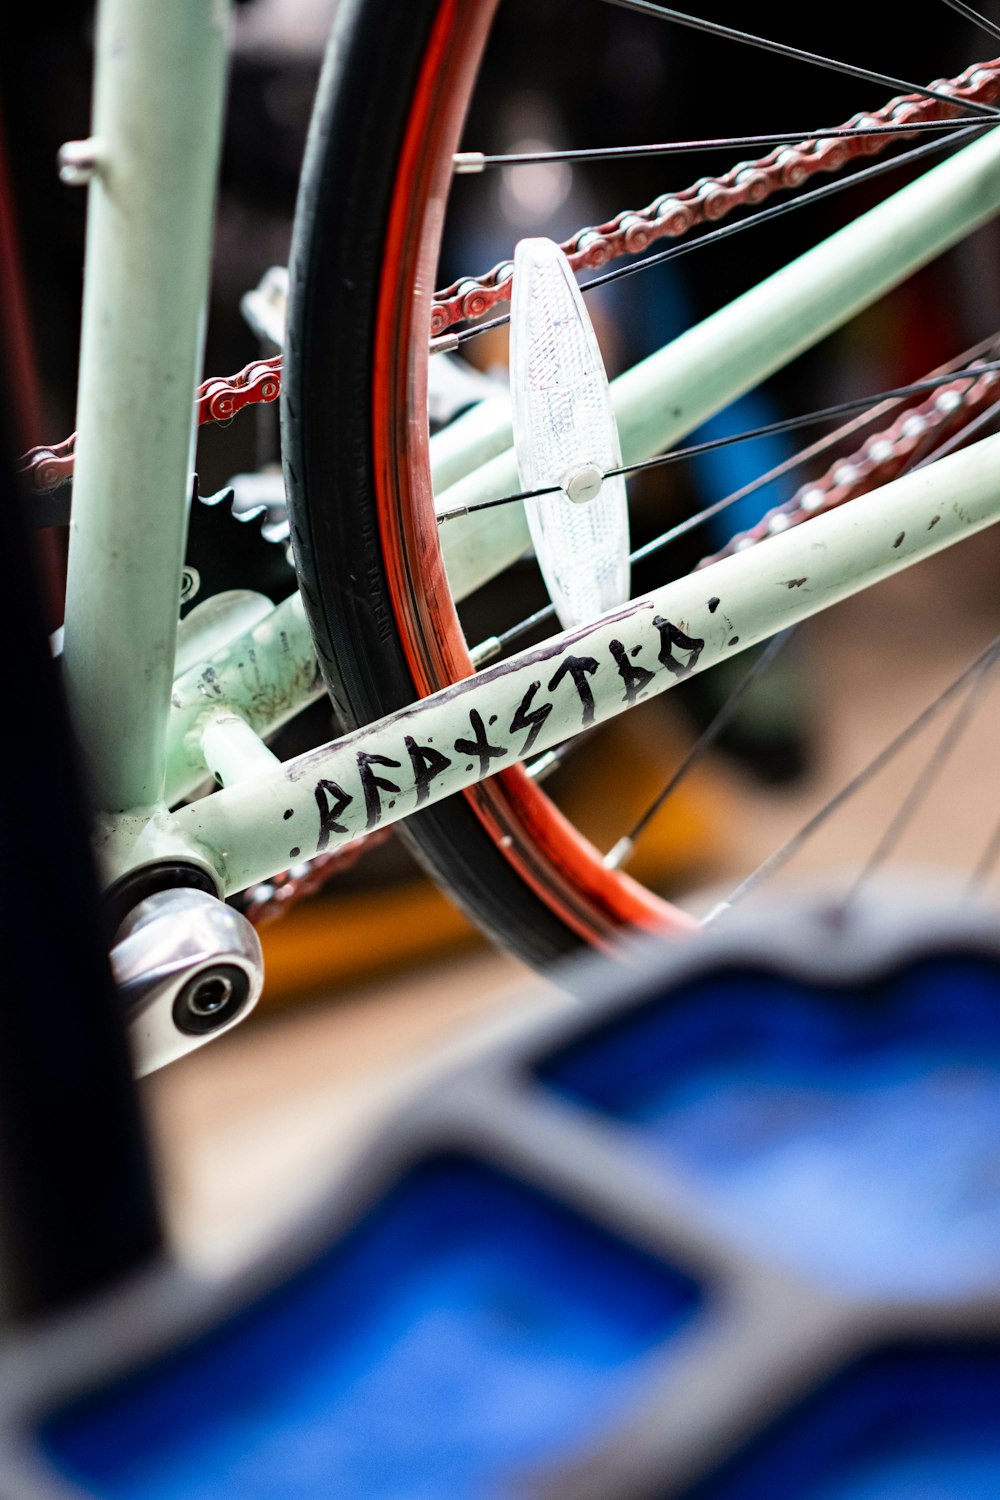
[690,1345,1000,1500]
[42,1158,697,1500]
[540,957,1000,1297]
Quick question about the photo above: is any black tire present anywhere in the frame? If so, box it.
[282,0,584,970]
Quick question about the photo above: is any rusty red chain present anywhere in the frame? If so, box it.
[695,364,1000,569]
[196,354,282,424]
[20,432,77,492]
[236,825,394,927]
[20,56,1000,495]
[429,55,1000,334]
[18,356,282,494]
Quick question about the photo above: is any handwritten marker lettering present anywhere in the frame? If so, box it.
[454,708,506,779]
[652,616,704,679]
[548,654,599,726]
[405,736,452,805]
[609,638,655,705]
[315,778,354,850]
[509,680,554,759]
[356,751,402,829]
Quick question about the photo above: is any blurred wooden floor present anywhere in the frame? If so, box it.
[144,949,562,1271]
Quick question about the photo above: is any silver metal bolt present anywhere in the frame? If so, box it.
[58,137,102,186]
[187,972,235,1017]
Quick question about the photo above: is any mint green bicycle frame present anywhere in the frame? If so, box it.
[60,0,1000,906]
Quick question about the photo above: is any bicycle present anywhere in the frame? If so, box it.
[7,2,1000,1491]
[15,0,1000,1078]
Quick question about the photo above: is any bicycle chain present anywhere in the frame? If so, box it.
[695,364,1000,569]
[429,55,1000,335]
[236,826,394,927]
[18,356,282,494]
[19,56,1000,495]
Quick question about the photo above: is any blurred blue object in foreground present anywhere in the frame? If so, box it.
[10,896,1000,1499]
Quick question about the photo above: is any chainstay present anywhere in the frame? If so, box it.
[239,369,1000,920]
[19,55,1000,494]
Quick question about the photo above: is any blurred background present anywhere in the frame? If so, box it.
[5,0,1000,1270]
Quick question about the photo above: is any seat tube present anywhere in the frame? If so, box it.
[62,0,231,814]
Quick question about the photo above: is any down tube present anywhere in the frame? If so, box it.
[175,433,1000,894]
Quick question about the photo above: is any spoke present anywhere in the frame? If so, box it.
[526,733,593,781]
[940,0,1000,43]
[606,362,1000,478]
[601,1,1000,120]
[492,429,815,649]
[482,334,1000,656]
[496,602,558,652]
[455,121,985,344]
[455,118,969,171]
[605,627,796,870]
[438,359,1000,519]
[490,401,947,650]
[843,656,998,906]
[705,638,1000,921]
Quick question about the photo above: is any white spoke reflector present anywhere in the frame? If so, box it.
[509,236,630,629]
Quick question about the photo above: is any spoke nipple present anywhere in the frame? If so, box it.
[470,635,501,668]
[561,464,604,505]
[429,333,460,356]
[604,836,633,870]
[701,900,732,927]
[527,749,559,781]
[453,151,486,175]
[435,502,469,524]
[58,137,103,186]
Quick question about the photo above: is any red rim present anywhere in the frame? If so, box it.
[372,0,700,950]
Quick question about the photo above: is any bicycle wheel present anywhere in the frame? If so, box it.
[284,0,676,967]
[283,0,998,967]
